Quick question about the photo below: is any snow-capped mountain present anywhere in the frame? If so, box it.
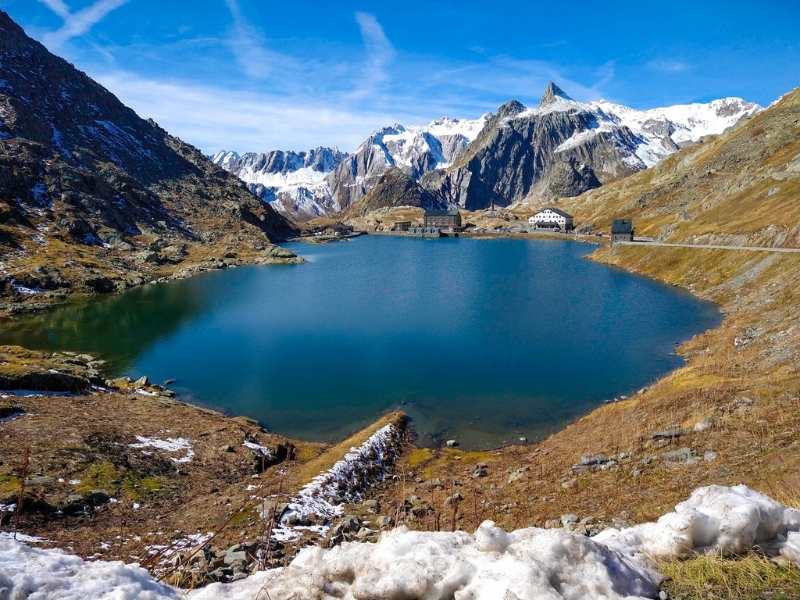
[214,84,759,218]
[212,115,487,221]
[210,147,346,221]
[423,83,761,209]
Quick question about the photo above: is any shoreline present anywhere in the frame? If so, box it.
[1,232,722,454]
[1,232,722,453]
[2,232,798,585]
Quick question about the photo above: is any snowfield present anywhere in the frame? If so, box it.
[1,485,798,599]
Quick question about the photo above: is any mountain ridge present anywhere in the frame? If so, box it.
[214,83,759,220]
[0,10,297,316]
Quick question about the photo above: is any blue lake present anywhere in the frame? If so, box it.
[0,236,720,448]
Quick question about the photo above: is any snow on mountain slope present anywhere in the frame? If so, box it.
[214,90,758,219]
[210,147,346,221]
[506,87,760,170]
[590,97,761,166]
[212,115,488,220]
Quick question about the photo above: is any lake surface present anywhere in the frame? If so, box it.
[0,236,720,448]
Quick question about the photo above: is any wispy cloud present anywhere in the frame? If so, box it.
[647,58,691,73]
[349,12,396,101]
[223,0,274,80]
[95,71,432,154]
[39,0,129,49]
[38,0,71,19]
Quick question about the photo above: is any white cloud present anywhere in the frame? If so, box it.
[222,0,274,80]
[37,0,71,19]
[349,12,396,101]
[95,71,433,154]
[39,0,129,50]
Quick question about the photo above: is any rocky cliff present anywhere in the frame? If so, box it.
[0,11,297,314]
[213,116,487,220]
[421,82,759,209]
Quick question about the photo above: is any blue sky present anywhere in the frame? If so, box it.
[2,0,798,153]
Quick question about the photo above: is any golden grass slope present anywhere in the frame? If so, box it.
[557,88,800,247]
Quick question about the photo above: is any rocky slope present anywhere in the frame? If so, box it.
[211,147,346,220]
[216,84,757,220]
[558,88,800,247]
[421,82,759,210]
[213,116,488,220]
[0,11,297,316]
[344,167,445,217]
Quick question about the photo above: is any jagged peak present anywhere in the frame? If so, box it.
[539,82,572,106]
[496,100,526,119]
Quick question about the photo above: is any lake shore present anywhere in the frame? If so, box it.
[1,234,798,584]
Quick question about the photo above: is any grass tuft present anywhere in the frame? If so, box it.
[660,554,800,600]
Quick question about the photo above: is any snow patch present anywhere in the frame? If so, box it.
[129,436,194,464]
[271,423,404,542]
[242,440,272,458]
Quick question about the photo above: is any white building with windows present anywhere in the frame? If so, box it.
[528,208,574,231]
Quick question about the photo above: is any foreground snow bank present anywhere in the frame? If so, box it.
[191,523,660,600]
[0,535,180,600]
[1,485,798,600]
[595,485,800,561]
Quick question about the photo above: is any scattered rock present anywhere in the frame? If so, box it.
[650,427,687,441]
[704,450,718,462]
[445,439,459,448]
[83,489,111,507]
[693,418,713,432]
[662,447,697,464]
[472,464,489,478]
[133,375,150,388]
[560,514,579,527]
[507,467,529,484]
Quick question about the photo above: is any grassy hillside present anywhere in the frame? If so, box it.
[556,88,800,246]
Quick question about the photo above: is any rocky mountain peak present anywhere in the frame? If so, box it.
[539,81,572,106]
[496,100,526,119]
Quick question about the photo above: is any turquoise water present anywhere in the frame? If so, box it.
[0,236,720,448]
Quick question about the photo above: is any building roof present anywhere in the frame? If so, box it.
[611,219,634,234]
[424,208,460,217]
[535,207,573,219]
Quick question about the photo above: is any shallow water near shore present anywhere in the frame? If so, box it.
[0,236,720,448]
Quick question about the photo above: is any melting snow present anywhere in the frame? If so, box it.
[1,485,799,599]
[271,423,404,542]
[129,436,194,464]
[242,440,272,458]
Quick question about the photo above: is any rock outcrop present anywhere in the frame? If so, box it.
[0,11,297,312]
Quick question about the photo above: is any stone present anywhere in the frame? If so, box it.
[693,418,713,432]
[561,479,577,490]
[445,439,459,448]
[375,515,394,528]
[223,550,248,566]
[363,499,380,513]
[84,489,111,506]
[133,375,150,388]
[662,447,696,463]
[560,513,579,527]
[704,450,718,462]
[650,427,687,441]
[580,454,608,466]
[24,475,54,486]
[507,467,529,484]
[472,464,489,478]
[445,493,464,507]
